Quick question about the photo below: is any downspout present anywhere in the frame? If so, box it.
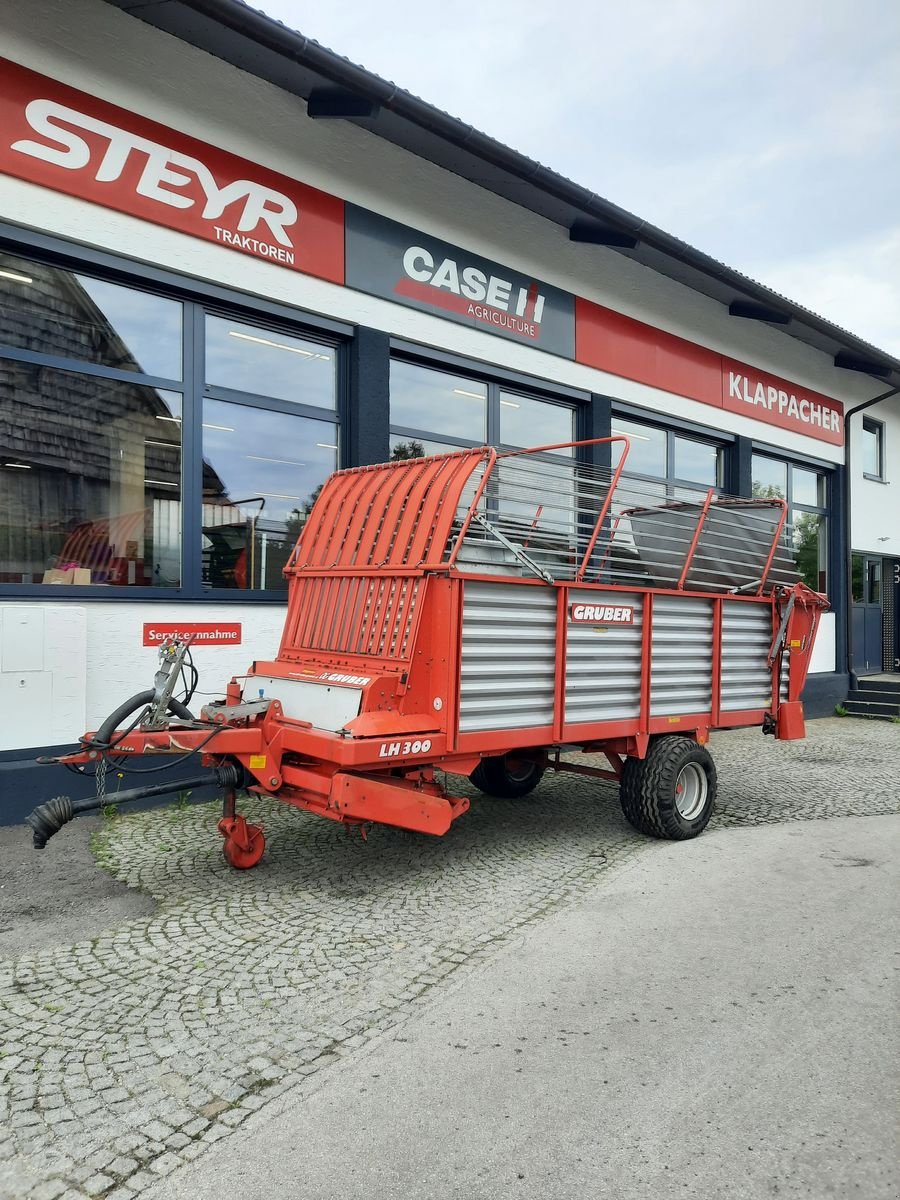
[843,385,900,689]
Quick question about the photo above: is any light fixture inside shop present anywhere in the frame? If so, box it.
[156,415,181,423]
[452,388,484,400]
[228,330,331,360]
[611,428,651,441]
[246,455,306,466]
[202,423,235,432]
[144,478,178,487]
[499,399,520,408]
[0,268,33,284]
[3,461,32,468]
[145,439,179,449]
[258,492,302,500]
[316,442,338,450]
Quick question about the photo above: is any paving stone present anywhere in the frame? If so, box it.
[1,719,896,1199]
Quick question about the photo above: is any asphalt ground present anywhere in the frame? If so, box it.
[145,814,900,1200]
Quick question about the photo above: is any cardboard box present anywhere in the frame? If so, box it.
[42,567,92,584]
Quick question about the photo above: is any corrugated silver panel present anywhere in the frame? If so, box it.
[651,596,713,716]
[721,601,774,711]
[459,581,557,732]
[565,591,643,724]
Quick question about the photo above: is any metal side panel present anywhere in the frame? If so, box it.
[721,601,775,711]
[459,581,557,732]
[651,596,713,717]
[565,591,644,723]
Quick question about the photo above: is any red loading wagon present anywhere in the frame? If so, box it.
[27,437,829,867]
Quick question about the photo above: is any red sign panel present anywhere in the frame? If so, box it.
[575,298,843,446]
[0,58,344,282]
[143,622,242,647]
[721,361,842,441]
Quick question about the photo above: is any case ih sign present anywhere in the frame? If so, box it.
[345,205,576,357]
[0,58,344,282]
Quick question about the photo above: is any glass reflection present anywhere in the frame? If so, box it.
[611,419,667,477]
[751,455,787,499]
[0,359,181,585]
[201,399,337,590]
[674,435,720,486]
[390,360,487,442]
[0,251,182,379]
[499,391,574,454]
[205,316,335,408]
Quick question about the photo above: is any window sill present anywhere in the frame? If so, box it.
[862,473,889,484]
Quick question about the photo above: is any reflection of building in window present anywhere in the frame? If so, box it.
[751,454,829,594]
[0,255,193,586]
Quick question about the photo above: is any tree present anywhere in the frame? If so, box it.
[391,439,425,460]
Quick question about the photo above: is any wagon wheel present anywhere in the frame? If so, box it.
[469,753,545,799]
[619,736,716,840]
[218,815,266,869]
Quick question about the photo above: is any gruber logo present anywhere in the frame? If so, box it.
[399,246,546,339]
[0,58,344,282]
[569,603,634,624]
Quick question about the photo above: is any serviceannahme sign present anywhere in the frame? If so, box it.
[0,57,344,282]
[345,205,576,357]
[143,622,241,646]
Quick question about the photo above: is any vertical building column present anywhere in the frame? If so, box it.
[725,434,753,496]
[347,327,390,467]
[585,393,613,470]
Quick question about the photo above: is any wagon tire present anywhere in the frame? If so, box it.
[619,736,716,840]
[470,754,545,799]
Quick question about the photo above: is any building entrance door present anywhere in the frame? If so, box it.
[851,554,884,675]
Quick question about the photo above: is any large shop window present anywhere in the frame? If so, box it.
[751,454,829,593]
[610,416,723,498]
[388,358,576,460]
[0,251,339,594]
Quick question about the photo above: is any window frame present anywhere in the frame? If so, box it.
[610,409,728,494]
[0,232,349,602]
[861,416,885,482]
[751,451,831,594]
[387,347,588,458]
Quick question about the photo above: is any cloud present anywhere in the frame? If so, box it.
[752,228,900,356]
[256,0,900,355]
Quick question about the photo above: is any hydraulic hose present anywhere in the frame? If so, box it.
[92,690,194,749]
[26,763,243,849]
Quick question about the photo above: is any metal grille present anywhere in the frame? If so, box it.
[883,559,897,672]
[650,596,713,716]
[459,581,556,732]
[451,445,798,594]
[283,575,421,658]
[720,601,775,711]
[565,591,643,723]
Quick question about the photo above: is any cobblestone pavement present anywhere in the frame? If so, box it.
[1,718,897,1199]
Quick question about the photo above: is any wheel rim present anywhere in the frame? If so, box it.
[674,762,708,820]
[505,757,536,783]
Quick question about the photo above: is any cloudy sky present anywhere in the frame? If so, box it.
[255,0,900,357]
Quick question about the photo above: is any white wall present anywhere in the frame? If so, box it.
[0,601,285,751]
[848,396,900,553]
